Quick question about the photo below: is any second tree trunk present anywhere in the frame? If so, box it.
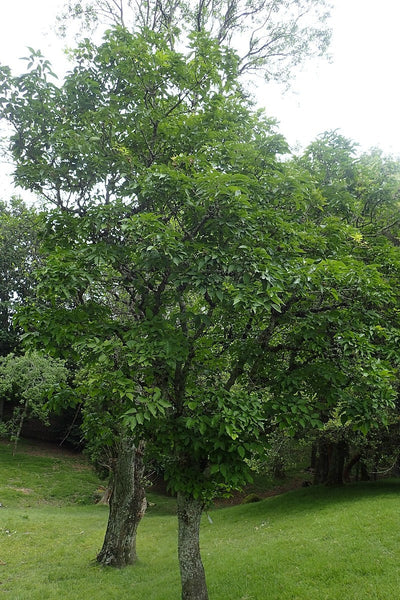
[177,492,209,600]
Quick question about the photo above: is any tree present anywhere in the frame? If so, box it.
[288,133,400,484]
[219,133,400,487]
[0,351,69,453]
[0,27,317,599]
[2,28,399,600]
[57,0,332,84]
[0,198,42,357]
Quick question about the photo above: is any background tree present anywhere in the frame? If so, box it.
[0,351,69,453]
[0,198,42,357]
[57,0,332,84]
[287,133,400,484]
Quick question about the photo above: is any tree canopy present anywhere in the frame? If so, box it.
[1,22,400,600]
[57,0,332,84]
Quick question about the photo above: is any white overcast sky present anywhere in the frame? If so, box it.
[1,0,400,199]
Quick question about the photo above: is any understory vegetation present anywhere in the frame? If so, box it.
[1,441,400,600]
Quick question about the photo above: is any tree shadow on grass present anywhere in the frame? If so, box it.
[211,478,400,523]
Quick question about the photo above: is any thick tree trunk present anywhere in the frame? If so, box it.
[97,438,146,568]
[177,492,208,600]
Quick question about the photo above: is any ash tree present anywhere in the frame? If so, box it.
[1,20,398,600]
[0,27,304,599]
[1,32,398,596]
[299,134,400,483]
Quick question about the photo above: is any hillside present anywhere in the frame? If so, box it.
[1,440,400,599]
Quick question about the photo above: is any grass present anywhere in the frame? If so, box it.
[1,440,400,599]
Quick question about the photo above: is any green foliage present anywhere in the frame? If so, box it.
[57,0,332,84]
[2,16,400,600]
[252,133,400,437]
[2,30,400,506]
[0,352,69,450]
[0,198,42,356]
[2,28,296,505]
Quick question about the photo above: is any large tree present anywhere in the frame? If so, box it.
[1,28,296,598]
[2,28,399,600]
[276,133,400,484]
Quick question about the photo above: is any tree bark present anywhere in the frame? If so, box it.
[343,452,361,483]
[313,438,348,486]
[177,492,208,600]
[310,442,317,471]
[325,439,347,486]
[13,399,29,455]
[313,439,329,484]
[97,438,146,568]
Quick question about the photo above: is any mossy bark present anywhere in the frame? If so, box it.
[97,438,146,568]
[177,492,208,600]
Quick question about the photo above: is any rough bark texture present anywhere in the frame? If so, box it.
[97,438,146,568]
[177,492,209,600]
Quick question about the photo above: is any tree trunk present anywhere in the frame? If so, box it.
[177,492,208,600]
[360,462,370,481]
[313,438,348,485]
[310,442,317,471]
[325,439,347,486]
[13,399,29,455]
[97,438,146,568]
[343,452,361,482]
[313,439,329,484]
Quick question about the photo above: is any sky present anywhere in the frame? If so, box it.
[1,0,400,198]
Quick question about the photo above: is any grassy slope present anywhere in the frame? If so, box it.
[1,441,400,599]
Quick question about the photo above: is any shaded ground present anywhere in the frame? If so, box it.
[213,476,307,507]
[8,438,80,457]
[2,437,309,506]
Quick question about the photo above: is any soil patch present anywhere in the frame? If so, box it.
[10,487,33,495]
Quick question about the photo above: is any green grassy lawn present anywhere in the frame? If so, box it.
[1,441,400,599]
